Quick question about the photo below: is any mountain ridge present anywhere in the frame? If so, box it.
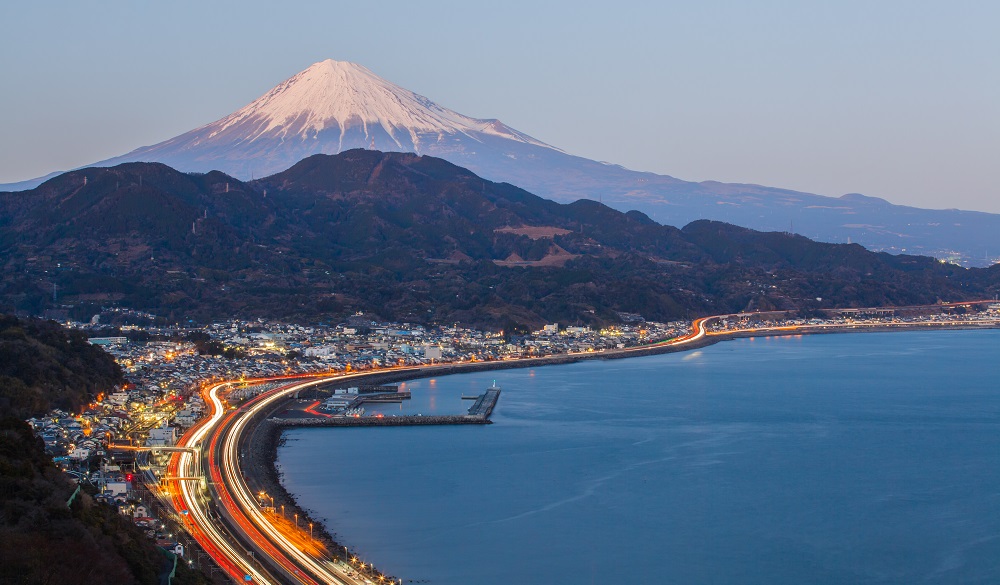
[2,150,997,327]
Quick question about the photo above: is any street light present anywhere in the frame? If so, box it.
[309,522,313,538]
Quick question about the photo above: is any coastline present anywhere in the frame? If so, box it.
[237,330,722,578]
[242,320,1000,580]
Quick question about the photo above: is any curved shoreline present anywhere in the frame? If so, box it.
[242,320,1000,580]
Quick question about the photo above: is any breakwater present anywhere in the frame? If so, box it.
[467,386,501,418]
[269,414,492,427]
[272,385,500,427]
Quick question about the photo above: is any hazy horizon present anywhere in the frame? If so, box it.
[1,1,997,213]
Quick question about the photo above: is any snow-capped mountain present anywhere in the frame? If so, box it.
[90,59,560,180]
[4,59,999,266]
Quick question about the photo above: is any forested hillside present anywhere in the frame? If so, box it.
[0,315,208,585]
[2,150,998,328]
[0,314,124,419]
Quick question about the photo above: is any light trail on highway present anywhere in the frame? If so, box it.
[171,381,273,583]
[219,374,391,584]
[171,373,411,584]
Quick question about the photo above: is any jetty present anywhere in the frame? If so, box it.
[271,384,501,428]
[467,384,501,418]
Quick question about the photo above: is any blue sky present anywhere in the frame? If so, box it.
[1,1,997,212]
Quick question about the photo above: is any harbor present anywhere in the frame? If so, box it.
[269,382,502,427]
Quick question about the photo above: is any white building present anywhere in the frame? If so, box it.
[174,409,198,427]
[105,481,129,497]
[304,345,337,358]
[146,422,176,447]
[107,392,130,405]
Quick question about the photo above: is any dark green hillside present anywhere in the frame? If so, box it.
[0,315,125,419]
[0,418,211,585]
[1,150,998,327]
[0,316,209,585]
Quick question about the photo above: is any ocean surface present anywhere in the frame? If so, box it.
[276,330,1000,584]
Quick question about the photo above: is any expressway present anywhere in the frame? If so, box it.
[169,374,420,584]
[168,381,274,583]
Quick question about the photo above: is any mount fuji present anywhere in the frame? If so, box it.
[89,59,562,181]
[5,59,1000,266]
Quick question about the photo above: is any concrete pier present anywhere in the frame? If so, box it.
[467,386,501,418]
[269,414,492,427]
[272,385,501,428]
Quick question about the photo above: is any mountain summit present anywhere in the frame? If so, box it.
[91,59,556,180]
[5,60,1000,266]
[217,59,554,149]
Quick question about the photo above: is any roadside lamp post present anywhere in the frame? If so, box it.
[294,513,298,527]
[309,522,313,538]
[280,504,285,518]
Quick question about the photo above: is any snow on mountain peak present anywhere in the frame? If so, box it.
[209,59,555,151]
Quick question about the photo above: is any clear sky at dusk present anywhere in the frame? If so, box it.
[1,1,997,212]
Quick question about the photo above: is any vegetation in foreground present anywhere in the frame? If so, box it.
[0,314,210,585]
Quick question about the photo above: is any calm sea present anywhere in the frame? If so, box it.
[277,330,1000,584]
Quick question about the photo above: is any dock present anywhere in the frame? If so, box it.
[270,414,492,428]
[353,391,411,404]
[467,386,501,418]
[271,385,502,428]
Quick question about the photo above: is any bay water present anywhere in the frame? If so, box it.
[277,330,1000,584]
